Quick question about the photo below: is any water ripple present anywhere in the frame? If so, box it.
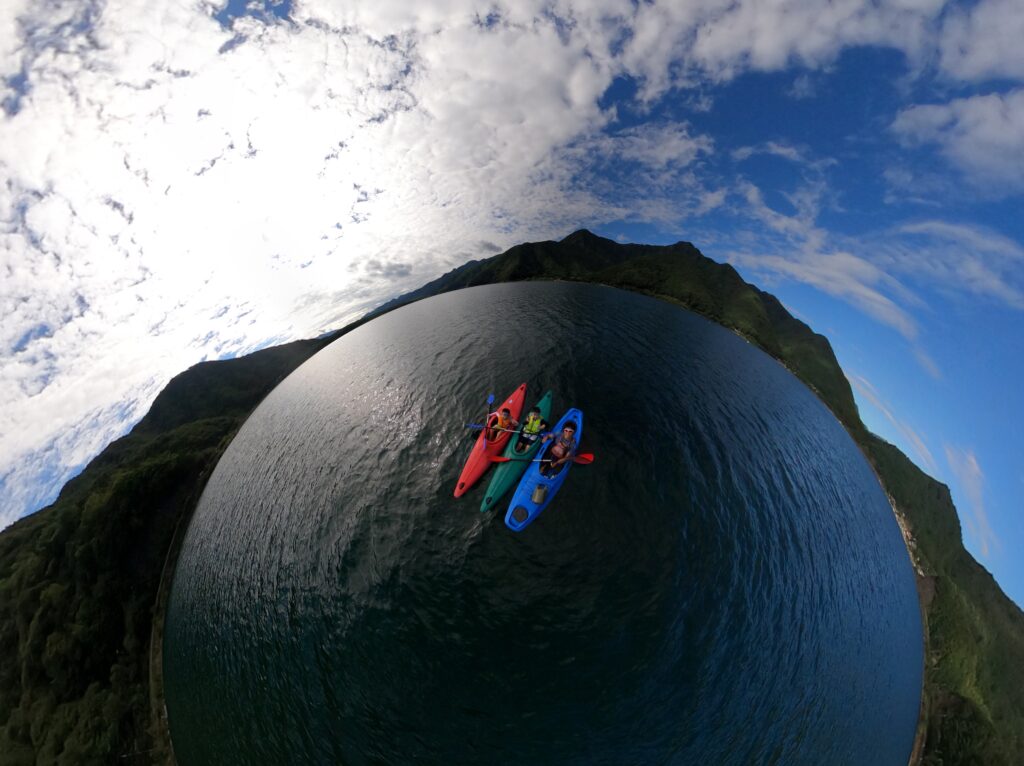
[165,282,922,766]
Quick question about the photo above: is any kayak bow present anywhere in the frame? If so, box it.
[453,383,527,498]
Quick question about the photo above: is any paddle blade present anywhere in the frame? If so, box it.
[573,453,594,464]
[490,456,511,463]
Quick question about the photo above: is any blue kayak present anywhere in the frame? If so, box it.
[505,408,583,531]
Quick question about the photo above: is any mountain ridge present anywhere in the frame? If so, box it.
[1,231,1020,765]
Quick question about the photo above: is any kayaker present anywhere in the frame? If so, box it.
[514,407,547,453]
[488,407,519,441]
[539,421,577,476]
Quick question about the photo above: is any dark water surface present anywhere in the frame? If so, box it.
[164,282,922,765]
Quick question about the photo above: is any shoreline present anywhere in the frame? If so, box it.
[151,283,932,764]
[630,284,931,764]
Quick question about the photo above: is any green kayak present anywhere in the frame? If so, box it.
[480,390,553,512]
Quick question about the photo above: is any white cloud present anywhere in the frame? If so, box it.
[0,0,31,81]
[720,127,1024,355]
[726,225,922,341]
[732,141,823,166]
[4,1,752,520]
[725,177,1024,369]
[879,221,1024,310]
[622,0,946,96]
[542,121,720,225]
[0,3,626,519]
[788,72,817,99]
[731,246,922,340]
[939,0,1024,82]
[881,164,953,206]
[729,173,921,331]
[899,220,1024,260]
[892,89,1024,191]
[695,188,727,215]
[597,123,713,170]
[848,373,939,475]
[912,347,941,381]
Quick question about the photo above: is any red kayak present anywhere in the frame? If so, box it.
[454,383,527,497]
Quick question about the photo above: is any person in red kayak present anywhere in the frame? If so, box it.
[539,421,577,476]
[487,407,519,442]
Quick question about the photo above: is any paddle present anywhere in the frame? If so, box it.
[465,423,516,433]
[479,393,494,442]
[491,453,594,465]
[465,423,553,438]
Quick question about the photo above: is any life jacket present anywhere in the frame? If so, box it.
[496,413,513,429]
[550,434,576,458]
[523,414,543,435]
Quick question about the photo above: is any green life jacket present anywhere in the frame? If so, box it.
[523,414,543,435]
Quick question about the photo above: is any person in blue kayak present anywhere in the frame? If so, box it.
[539,421,577,476]
[514,407,548,453]
[487,407,519,442]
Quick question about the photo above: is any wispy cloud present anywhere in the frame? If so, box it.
[722,174,1020,378]
[848,374,939,476]
[891,89,1024,192]
[876,221,1024,310]
[731,140,830,167]
[726,177,924,342]
[944,444,1001,558]
[912,347,942,381]
[787,73,817,100]
[735,247,923,340]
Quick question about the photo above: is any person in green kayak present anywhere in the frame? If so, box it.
[487,407,519,442]
[514,407,547,453]
[539,421,577,476]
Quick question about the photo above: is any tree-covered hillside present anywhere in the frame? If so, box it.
[1,230,1020,765]
[0,338,337,765]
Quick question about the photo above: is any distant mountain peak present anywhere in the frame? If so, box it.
[561,228,611,245]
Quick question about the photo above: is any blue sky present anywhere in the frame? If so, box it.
[589,42,1024,602]
[1,1,1022,607]
[594,49,1024,595]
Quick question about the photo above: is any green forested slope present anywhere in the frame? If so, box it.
[1,230,1020,765]
[864,436,1024,764]
[0,338,334,765]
